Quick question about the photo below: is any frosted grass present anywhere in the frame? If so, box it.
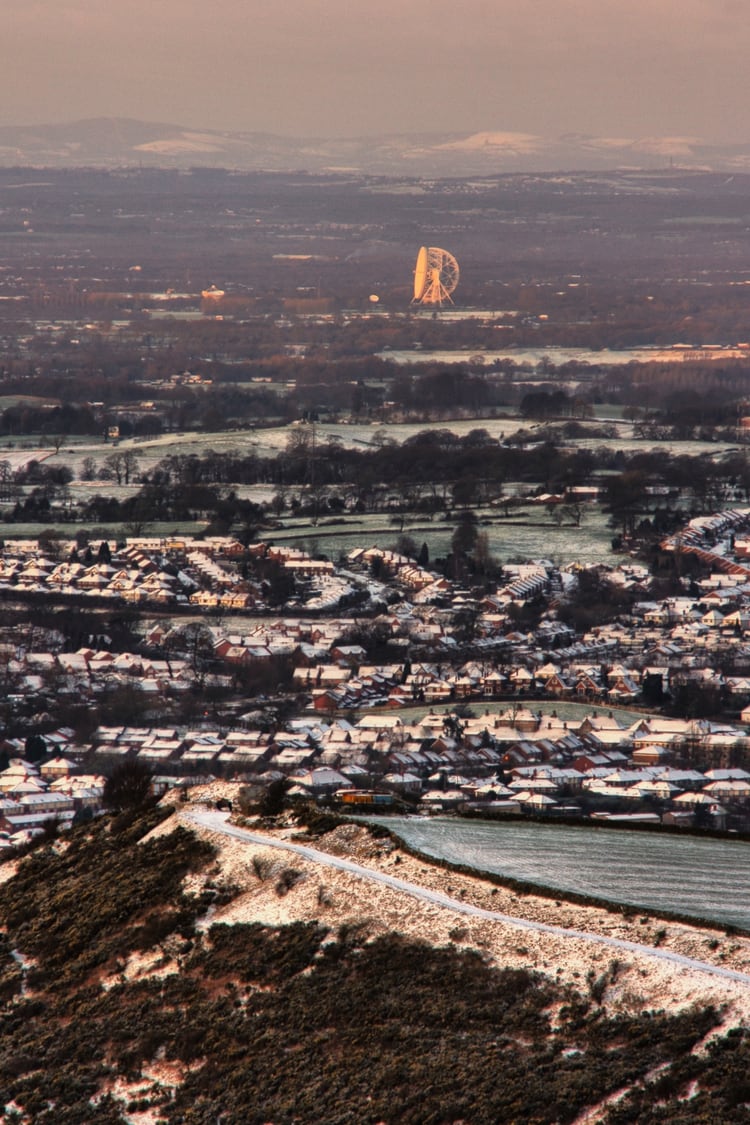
[373,817,750,929]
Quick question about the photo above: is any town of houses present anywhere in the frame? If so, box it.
[3,508,750,841]
[2,704,749,845]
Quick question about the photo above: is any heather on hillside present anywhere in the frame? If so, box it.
[0,810,748,1123]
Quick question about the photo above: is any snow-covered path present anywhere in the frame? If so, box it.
[187,810,750,989]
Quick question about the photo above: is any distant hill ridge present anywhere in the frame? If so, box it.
[3,117,750,174]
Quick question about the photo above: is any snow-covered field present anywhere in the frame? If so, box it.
[270,508,626,566]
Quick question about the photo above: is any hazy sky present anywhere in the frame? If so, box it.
[3,0,750,140]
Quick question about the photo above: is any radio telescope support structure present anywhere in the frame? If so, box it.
[412,245,459,306]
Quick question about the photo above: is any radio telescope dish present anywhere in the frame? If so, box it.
[413,245,429,301]
[411,246,459,306]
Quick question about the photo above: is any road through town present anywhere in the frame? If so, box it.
[187,809,750,990]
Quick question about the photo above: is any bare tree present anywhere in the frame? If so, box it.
[79,456,97,482]
[121,449,140,485]
[104,452,125,485]
[103,758,154,811]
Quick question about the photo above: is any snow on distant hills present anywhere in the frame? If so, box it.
[1,118,750,175]
[433,131,543,155]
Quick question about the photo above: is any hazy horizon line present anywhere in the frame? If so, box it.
[4,117,750,147]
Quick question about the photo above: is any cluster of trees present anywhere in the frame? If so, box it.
[520,388,593,420]
[10,311,750,442]
[3,427,743,545]
[137,428,595,506]
[130,434,750,528]
[557,567,639,632]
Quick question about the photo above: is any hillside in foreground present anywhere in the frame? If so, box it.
[1,793,750,1123]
